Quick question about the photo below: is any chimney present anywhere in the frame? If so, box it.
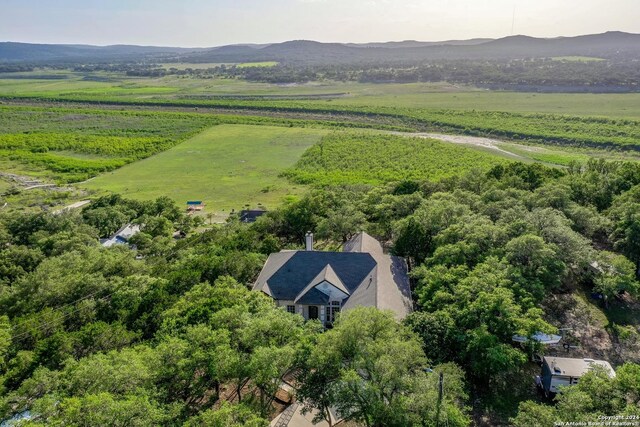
[305,232,314,251]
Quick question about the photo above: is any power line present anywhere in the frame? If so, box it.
[8,227,212,344]
[10,293,115,343]
[10,288,107,331]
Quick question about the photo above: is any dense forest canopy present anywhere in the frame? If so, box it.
[1,159,640,425]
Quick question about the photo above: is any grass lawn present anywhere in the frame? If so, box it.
[81,124,326,215]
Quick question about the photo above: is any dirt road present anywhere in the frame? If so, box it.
[392,132,527,160]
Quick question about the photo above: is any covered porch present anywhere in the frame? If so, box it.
[279,301,341,327]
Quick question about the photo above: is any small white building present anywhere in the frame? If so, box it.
[540,356,615,395]
[100,223,140,248]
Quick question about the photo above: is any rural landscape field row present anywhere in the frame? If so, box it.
[4,92,640,151]
[2,95,638,214]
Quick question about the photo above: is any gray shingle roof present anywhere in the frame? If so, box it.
[295,264,349,303]
[254,232,413,319]
[259,251,376,301]
[297,288,330,305]
[343,231,384,255]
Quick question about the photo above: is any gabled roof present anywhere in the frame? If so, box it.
[254,232,413,319]
[254,251,376,302]
[254,251,297,293]
[297,288,330,305]
[101,223,140,247]
[343,231,384,255]
[295,264,350,303]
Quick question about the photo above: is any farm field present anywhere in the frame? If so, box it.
[0,105,218,182]
[285,132,509,186]
[2,73,640,118]
[82,124,327,214]
[160,61,278,70]
[551,56,606,62]
[331,89,640,118]
[3,71,640,215]
[5,97,639,151]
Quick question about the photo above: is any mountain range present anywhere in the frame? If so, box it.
[1,31,639,64]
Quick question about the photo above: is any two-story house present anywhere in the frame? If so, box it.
[253,231,412,325]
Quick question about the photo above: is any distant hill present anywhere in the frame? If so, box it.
[164,31,640,64]
[465,31,640,58]
[1,32,639,64]
[0,42,201,63]
[345,38,493,48]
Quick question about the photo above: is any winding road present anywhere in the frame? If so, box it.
[392,132,527,160]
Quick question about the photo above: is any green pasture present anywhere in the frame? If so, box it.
[331,88,640,118]
[2,72,640,118]
[237,61,279,68]
[0,105,217,182]
[160,61,278,70]
[285,132,508,186]
[81,124,327,214]
[551,56,605,62]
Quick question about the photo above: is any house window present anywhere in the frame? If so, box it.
[308,306,319,320]
[327,305,340,323]
[286,305,296,314]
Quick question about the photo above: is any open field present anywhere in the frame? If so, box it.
[82,124,326,214]
[391,132,624,166]
[331,89,640,118]
[5,95,640,151]
[3,71,640,214]
[160,61,278,70]
[0,105,218,182]
[2,73,640,117]
[237,61,279,68]
[551,56,606,62]
[284,132,508,186]
[498,143,591,165]
[3,69,639,151]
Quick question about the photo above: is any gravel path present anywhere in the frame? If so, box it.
[393,132,527,160]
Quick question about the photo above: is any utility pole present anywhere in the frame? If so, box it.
[435,372,444,427]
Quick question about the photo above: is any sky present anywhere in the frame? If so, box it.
[1,0,639,47]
